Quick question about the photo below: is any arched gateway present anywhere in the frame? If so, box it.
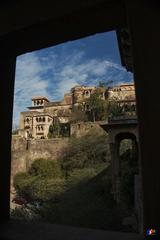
[100,115,142,229]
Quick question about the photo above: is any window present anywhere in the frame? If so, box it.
[85,91,90,97]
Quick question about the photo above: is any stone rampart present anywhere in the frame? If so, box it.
[11,136,69,178]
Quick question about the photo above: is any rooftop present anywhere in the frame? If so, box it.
[31,96,49,102]
[45,103,72,107]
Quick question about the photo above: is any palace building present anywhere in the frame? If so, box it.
[18,83,135,139]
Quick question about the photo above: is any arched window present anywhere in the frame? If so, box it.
[131,104,136,111]
[125,104,130,112]
[85,91,90,96]
[43,117,45,122]
[86,104,89,110]
[101,92,104,98]
[36,117,38,122]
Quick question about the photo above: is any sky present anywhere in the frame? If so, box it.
[13,30,133,127]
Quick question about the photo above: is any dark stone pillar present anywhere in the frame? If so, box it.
[125,0,160,234]
[110,141,120,202]
[0,53,16,221]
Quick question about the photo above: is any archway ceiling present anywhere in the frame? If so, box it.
[0,0,127,56]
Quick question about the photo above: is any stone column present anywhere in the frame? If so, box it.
[0,53,16,221]
[125,0,160,234]
[110,141,120,202]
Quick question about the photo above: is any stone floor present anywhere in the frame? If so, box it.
[1,220,143,240]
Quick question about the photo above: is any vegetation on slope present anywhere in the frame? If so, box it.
[12,129,138,232]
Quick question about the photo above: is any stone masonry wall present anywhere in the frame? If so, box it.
[11,136,69,179]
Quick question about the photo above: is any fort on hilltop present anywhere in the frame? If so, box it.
[18,83,136,139]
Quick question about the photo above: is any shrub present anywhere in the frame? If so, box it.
[13,173,38,200]
[29,178,66,201]
[13,159,64,202]
[108,100,124,118]
[61,129,110,174]
[28,158,62,179]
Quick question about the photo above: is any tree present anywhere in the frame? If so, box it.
[13,159,64,202]
[107,100,124,118]
[48,120,70,138]
[98,81,106,88]
[61,128,109,174]
[98,80,114,88]
[59,123,70,137]
[48,118,61,138]
[85,89,108,122]
[70,105,88,123]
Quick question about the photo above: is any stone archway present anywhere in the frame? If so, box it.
[100,117,139,202]
[112,132,139,204]
[100,118,142,231]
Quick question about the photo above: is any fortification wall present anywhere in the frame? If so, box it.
[11,136,69,178]
[11,122,105,178]
[71,122,104,137]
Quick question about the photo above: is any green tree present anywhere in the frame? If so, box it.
[98,81,106,88]
[107,100,124,118]
[85,89,108,122]
[61,128,109,174]
[48,118,61,138]
[13,159,64,202]
[70,105,88,123]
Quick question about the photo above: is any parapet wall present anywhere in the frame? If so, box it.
[11,136,69,178]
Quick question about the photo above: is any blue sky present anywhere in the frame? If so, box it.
[13,31,133,126]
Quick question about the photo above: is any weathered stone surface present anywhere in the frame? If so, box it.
[11,136,69,178]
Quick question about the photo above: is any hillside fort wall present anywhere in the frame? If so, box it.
[11,122,105,181]
[11,136,69,178]
[12,83,136,178]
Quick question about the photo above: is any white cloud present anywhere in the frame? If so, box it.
[51,55,132,99]
[13,48,132,127]
[13,52,50,125]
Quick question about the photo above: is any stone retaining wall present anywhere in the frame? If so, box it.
[11,136,69,178]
